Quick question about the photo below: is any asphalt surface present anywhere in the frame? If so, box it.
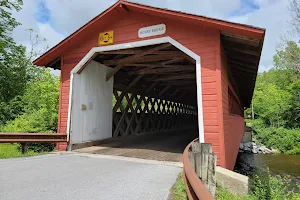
[0,153,182,200]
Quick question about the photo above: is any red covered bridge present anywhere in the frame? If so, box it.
[34,0,265,170]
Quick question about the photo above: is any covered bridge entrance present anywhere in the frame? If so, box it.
[68,38,202,162]
[33,0,265,170]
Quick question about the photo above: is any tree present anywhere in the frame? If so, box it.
[289,0,300,36]
[252,73,292,127]
[0,0,27,103]
[274,41,300,76]
[0,1,50,125]
[2,69,60,133]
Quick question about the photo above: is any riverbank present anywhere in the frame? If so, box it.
[234,152,300,192]
[245,120,300,155]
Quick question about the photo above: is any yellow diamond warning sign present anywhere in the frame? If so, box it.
[99,31,114,46]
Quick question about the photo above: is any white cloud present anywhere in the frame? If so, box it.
[37,23,64,48]
[44,0,117,35]
[228,0,293,71]
[11,0,294,72]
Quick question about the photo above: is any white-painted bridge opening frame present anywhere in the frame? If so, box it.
[67,36,205,146]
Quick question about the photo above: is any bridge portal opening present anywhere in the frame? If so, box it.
[70,41,201,162]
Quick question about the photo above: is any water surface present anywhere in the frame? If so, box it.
[235,153,300,190]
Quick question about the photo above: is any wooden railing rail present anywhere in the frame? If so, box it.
[0,133,67,154]
[0,133,67,143]
[183,139,216,200]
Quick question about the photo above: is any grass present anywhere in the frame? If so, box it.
[171,173,300,200]
[215,187,249,200]
[171,173,187,200]
[171,173,246,200]
[0,143,46,159]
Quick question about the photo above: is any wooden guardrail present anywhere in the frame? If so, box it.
[0,133,67,153]
[0,133,67,143]
[183,139,216,200]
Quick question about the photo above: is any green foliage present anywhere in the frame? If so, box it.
[250,171,300,200]
[173,172,300,200]
[0,143,43,159]
[274,41,300,75]
[252,79,291,127]
[0,69,59,152]
[1,68,59,132]
[216,187,250,200]
[288,79,300,127]
[0,0,58,154]
[246,40,300,154]
[172,173,187,200]
[250,123,300,154]
[0,0,28,104]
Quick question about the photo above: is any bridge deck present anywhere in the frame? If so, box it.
[74,130,198,162]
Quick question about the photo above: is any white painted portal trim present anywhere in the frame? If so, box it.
[66,73,73,142]
[67,36,205,144]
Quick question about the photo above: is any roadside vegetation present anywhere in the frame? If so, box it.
[244,0,300,154]
[171,173,187,200]
[172,172,300,200]
[0,143,46,158]
[0,0,59,158]
[245,67,300,154]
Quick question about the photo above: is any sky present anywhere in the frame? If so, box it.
[11,0,294,73]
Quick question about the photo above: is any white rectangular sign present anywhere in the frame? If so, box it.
[138,24,166,38]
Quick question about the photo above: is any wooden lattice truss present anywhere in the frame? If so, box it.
[112,89,197,137]
[93,43,199,137]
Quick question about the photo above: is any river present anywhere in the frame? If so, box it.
[234,153,300,190]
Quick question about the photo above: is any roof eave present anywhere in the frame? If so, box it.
[33,0,265,67]
[122,1,265,39]
[33,1,121,66]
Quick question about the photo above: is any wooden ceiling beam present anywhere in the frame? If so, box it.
[226,51,258,60]
[149,74,196,81]
[177,92,187,101]
[227,56,257,66]
[160,81,195,85]
[104,43,172,66]
[129,65,195,75]
[161,57,186,65]
[228,61,258,71]
[221,33,260,47]
[99,50,185,56]
[128,74,144,88]
[171,89,180,96]
[105,54,182,66]
[124,64,194,68]
[159,85,172,96]
[224,46,260,56]
[146,81,159,93]
[105,43,172,81]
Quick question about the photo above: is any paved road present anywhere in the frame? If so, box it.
[0,153,181,200]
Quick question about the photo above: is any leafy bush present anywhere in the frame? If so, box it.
[172,171,300,200]
[248,121,300,154]
[216,172,300,200]
[250,171,300,200]
[1,110,56,152]
[0,69,59,153]
[2,109,55,133]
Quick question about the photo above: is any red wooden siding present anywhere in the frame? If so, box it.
[57,10,222,165]
[220,45,245,170]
